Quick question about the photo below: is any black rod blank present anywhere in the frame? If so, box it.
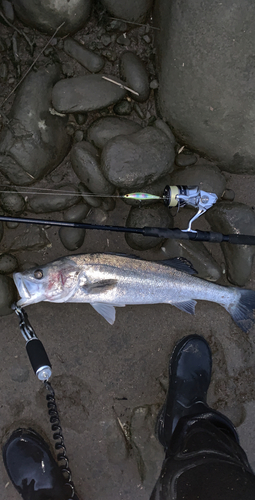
[0,215,255,245]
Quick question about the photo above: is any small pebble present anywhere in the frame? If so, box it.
[62,62,74,77]
[101,34,112,47]
[10,366,29,383]
[6,221,19,229]
[113,100,132,116]
[143,35,151,43]
[116,34,131,46]
[75,113,88,125]
[8,76,15,84]
[101,197,116,212]
[86,208,108,225]
[0,190,26,215]
[59,227,85,251]
[74,130,84,142]
[78,183,102,208]
[66,123,76,135]
[107,20,127,32]
[101,49,117,62]
[0,254,18,275]
[0,63,8,80]
[175,152,197,167]
[222,188,235,201]
[150,79,159,89]
[120,51,150,102]
[64,38,105,73]
[63,203,90,222]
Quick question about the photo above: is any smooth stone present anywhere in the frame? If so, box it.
[74,130,84,142]
[175,152,197,167]
[125,203,173,250]
[6,221,19,229]
[150,79,159,89]
[8,226,50,252]
[75,113,88,125]
[85,208,108,225]
[28,185,81,213]
[61,62,74,77]
[0,254,18,275]
[116,34,131,46]
[101,197,116,212]
[52,74,126,114]
[13,0,92,36]
[101,0,153,23]
[63,38,105,73]
[170,164,226,199]
[0,65,71,185]
[113,100,132,115]
[59,226,85,250]
[2,0,15,22]
[120,174,171,206]
[152,239,221,281]
[101,34,112,47]
[0,190,26,215]
[106,19,127,32]
[222,189,235,201]
[101,126,175,190]
[87,116,141,149]
[78,183,102,208]
[155,0,255,174]
[71,141,115,195]
[153,119,175,141]
[120,51,150,102]
[0,275,17,316]
[205,202,255,286]
[63,203,90,222]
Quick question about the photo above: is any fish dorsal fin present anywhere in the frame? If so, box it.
[82,279,118,294]
[91,303,116,324]
[157,257,198,275]
[171,299,197,315]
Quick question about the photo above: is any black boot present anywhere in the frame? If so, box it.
[156,334,215,451]
[2,428,79,500]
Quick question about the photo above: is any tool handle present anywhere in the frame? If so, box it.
[26,338,52,381]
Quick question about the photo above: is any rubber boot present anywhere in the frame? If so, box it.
[156,334,238,452]
[2,428,79,500]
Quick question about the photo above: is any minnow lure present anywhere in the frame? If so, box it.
[123,192,162,200]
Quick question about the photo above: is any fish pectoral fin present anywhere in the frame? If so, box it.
[158,258,198,275]
[171,299,197,315]
[82,279,118,294]
[91,303,116,325]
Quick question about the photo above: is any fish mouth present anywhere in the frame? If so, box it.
[13,273,43,306]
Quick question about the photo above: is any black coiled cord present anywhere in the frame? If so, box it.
[44,381,75,499]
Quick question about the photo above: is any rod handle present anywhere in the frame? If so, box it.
[26,338,52,381]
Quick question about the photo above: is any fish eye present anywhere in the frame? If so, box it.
[34,269,43,279]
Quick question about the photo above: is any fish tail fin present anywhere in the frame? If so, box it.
[225,289,255,333]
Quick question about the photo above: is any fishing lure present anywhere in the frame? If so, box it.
[123,192,162,201]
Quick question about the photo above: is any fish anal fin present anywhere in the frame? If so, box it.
[82,279,118,294]
[171,299,197,315]
[91,303,116,324]
[158,257,198,275]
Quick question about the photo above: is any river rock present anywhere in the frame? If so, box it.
[71,142,115,195]
[152,239,221,281]
[155,0,255,174]
[120,51,150,102]
[101,126,175,190]
[0,190,26,215]
[101,197,116,212]
[28,185,81,213]
[0,275,17,316]
[101,0,153,23]
[13,0,91,36]
[125,203,173,250]
[113,100,132,115]
[78,183,102,208]
[63,38,105,73]
[59,227,85,251]
[205,202,255,286]
[175,153,197,167]
[63,203,90,222]
[87,116,141,149]
[170,164,226,199]
[0,254,18,275]
[8,226,51,252]
[0,65,71,185]
[52,74,126,114]
[153,119,175,142]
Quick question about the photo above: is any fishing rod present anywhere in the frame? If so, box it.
[0,185,255,245]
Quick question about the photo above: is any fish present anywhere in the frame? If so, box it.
[13,253,255,332]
